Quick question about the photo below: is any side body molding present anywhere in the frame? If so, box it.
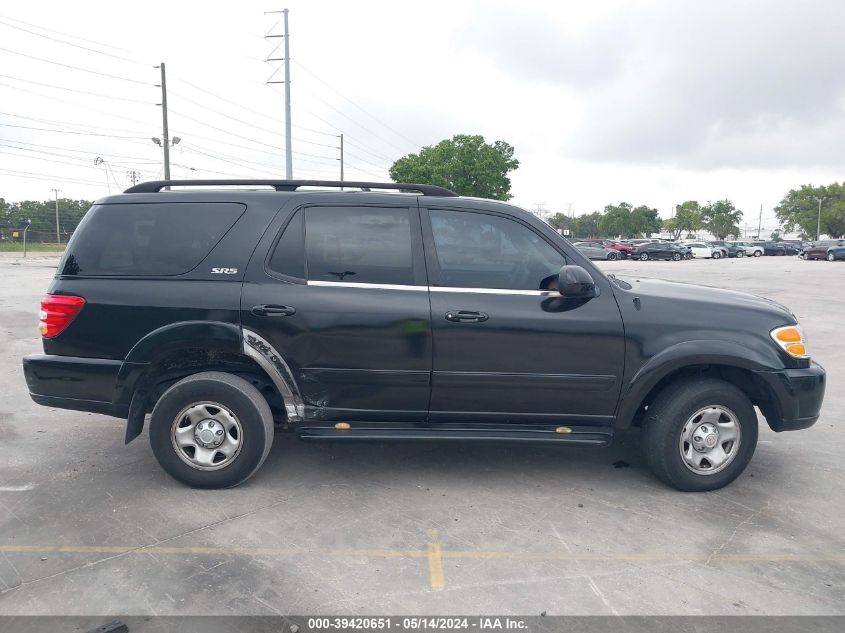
[242,328,305,422]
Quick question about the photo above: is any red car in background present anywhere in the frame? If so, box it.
[581,239,634,258]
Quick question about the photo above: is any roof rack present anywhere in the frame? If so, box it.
[124,179,458,197]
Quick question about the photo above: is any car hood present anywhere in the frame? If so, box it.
[614,276,795,321]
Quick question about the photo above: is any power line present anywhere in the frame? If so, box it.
[0,122,146,139]
[0,45,150,86]
[169,90,336,146]
[0,12,135,54]
[0,72,150,104]
[0,81,154,130]
[294,60,424,149]
[0,111,148,135]
[290,81,414,155]
[0,142,157,167]
[0,17,148,67]
[0,167,107,187]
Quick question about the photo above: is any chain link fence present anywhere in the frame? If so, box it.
[0,198,90,251]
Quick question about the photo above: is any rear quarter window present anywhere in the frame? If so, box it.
[59,202,245,276]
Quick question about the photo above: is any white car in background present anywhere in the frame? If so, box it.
[683,241,720,258]
[731,241,765,257]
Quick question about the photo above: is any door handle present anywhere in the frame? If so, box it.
[251,304,296,317]
[445,310,489,323]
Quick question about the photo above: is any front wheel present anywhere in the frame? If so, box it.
[736,250,745,258]
[639,252,650,261]
[641,378,758,491]
[607,251,618,261]
[753,250,762,257]
[828,252,836,261]
[672,252,682,261]
[149,371,274,488]
[712,251,722,259]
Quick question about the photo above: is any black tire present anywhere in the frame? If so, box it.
[736,250,745,258]
[753,250,762,257]
[149,371,274,488]
[672,253,681,261]
[607,251,618,261]
[640,378,758,492]
[828,252,836,262]
[639,252,649,261]
[712,251,722,259]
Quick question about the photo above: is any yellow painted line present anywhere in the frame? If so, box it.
[0,544,842,563]
[426,529,445,590]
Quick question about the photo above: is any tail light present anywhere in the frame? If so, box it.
[39,294,85,338]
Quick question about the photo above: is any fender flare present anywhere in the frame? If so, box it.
[116,321,242,443]
[614,339,782,428]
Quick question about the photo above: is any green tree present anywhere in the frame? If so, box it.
[572,212,603,238]
[769,229,782,242]
[630,205,662,237]
[547,213,572,233]
[389,134,519,200]
[774,182,845,239]
[599,203,633,237]
[701,200,742,239]
[0,197,91,243]
[663,201,702,239]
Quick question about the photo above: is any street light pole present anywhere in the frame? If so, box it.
[814,196,827,241]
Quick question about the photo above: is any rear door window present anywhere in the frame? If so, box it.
[305,206,415,285]
[59,202,245,276]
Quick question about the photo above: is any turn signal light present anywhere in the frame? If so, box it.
[770,325,809,359]
[39,294,85,338]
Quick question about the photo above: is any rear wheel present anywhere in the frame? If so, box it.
[641,378,758,491]
[639,252,650,261]
[149,371,274,488]
[607,251,618,261]
[712,251,722,259]
[736,250,745,258]
[753,250,762,257]
[828,252,836,262]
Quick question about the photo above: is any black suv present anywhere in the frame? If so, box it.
[23,180,826,491]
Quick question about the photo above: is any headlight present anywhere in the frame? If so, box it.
[770,325,810,359]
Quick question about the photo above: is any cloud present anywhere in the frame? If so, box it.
[460,0,845,168]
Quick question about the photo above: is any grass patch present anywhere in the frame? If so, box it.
[0,243,66,253]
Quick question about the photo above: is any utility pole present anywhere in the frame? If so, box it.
[814,196,827,241]
[51,188,60,244]
[155,62,171,180]
[265,9,292,178]
[126,170,141,186]
[338,133,344,184]
[757,203,763,239]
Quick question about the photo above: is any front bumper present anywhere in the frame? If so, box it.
[22,354,128,419]
[754,362,826,431]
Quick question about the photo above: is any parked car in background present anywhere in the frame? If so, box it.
[574,241,620,260]
[582,239,633,258]
[753,241,789,256]
[711,241,746,258]
[731,241,764,257]
[781,243,801,256]
[634,242,685,261]
[670,243,693,259]
[683,242,719,259]
[801,239,845,261]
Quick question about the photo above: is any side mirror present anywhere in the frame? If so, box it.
[557,265,597,299]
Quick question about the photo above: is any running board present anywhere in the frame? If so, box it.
[296,423,612,446]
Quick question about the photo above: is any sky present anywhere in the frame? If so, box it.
[1,0,843,235]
